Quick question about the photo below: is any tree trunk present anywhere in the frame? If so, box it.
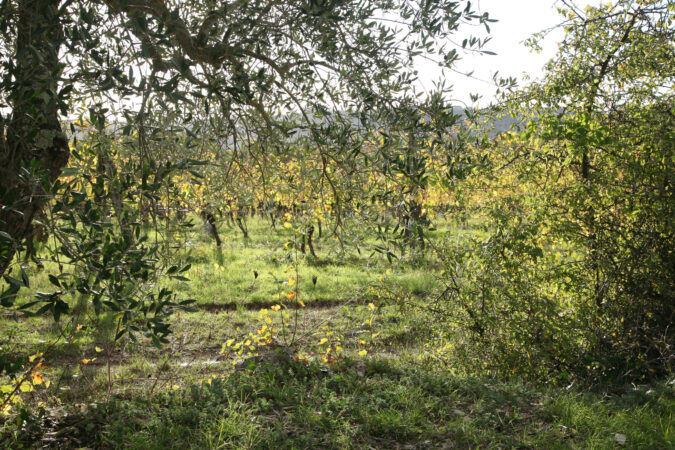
[0,0,68,277]
[306,225,317,258]
[236,216,249,239]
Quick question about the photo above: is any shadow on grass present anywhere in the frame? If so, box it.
[4,358,673,449]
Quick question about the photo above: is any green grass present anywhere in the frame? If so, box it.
[171,216,442,308]
[13,215,442,310]
[1,215,673,448]
[3,359,673,448]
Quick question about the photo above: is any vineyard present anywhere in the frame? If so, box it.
[0,0,673,448]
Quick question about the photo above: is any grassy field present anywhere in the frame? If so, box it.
[1,216,673,448]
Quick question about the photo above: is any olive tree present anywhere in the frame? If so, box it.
[0,1,493,302]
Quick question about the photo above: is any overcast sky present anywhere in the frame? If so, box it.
[417,0,568,106]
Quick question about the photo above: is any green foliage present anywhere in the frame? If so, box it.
[432,0,674,384]
[19,133,195,347]
[1,2,673,446]
[0,214,672,446]
[0,0,492,347]
[515,0,674,382]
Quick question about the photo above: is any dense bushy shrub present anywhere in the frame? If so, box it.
[434,1,673,384]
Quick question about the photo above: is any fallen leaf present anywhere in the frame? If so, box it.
[613,433,626,445]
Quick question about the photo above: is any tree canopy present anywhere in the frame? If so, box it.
[0,0,495,275]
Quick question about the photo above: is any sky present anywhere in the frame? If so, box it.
[417,0,568,106]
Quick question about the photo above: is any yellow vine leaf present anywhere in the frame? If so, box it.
[30,372,45,385]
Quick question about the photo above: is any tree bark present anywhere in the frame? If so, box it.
[0,0,68,277]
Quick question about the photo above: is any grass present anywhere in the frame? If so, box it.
[3,360,673,448]
[172,220,440,308]
[1,215,673,448]
[13,215,441,309]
